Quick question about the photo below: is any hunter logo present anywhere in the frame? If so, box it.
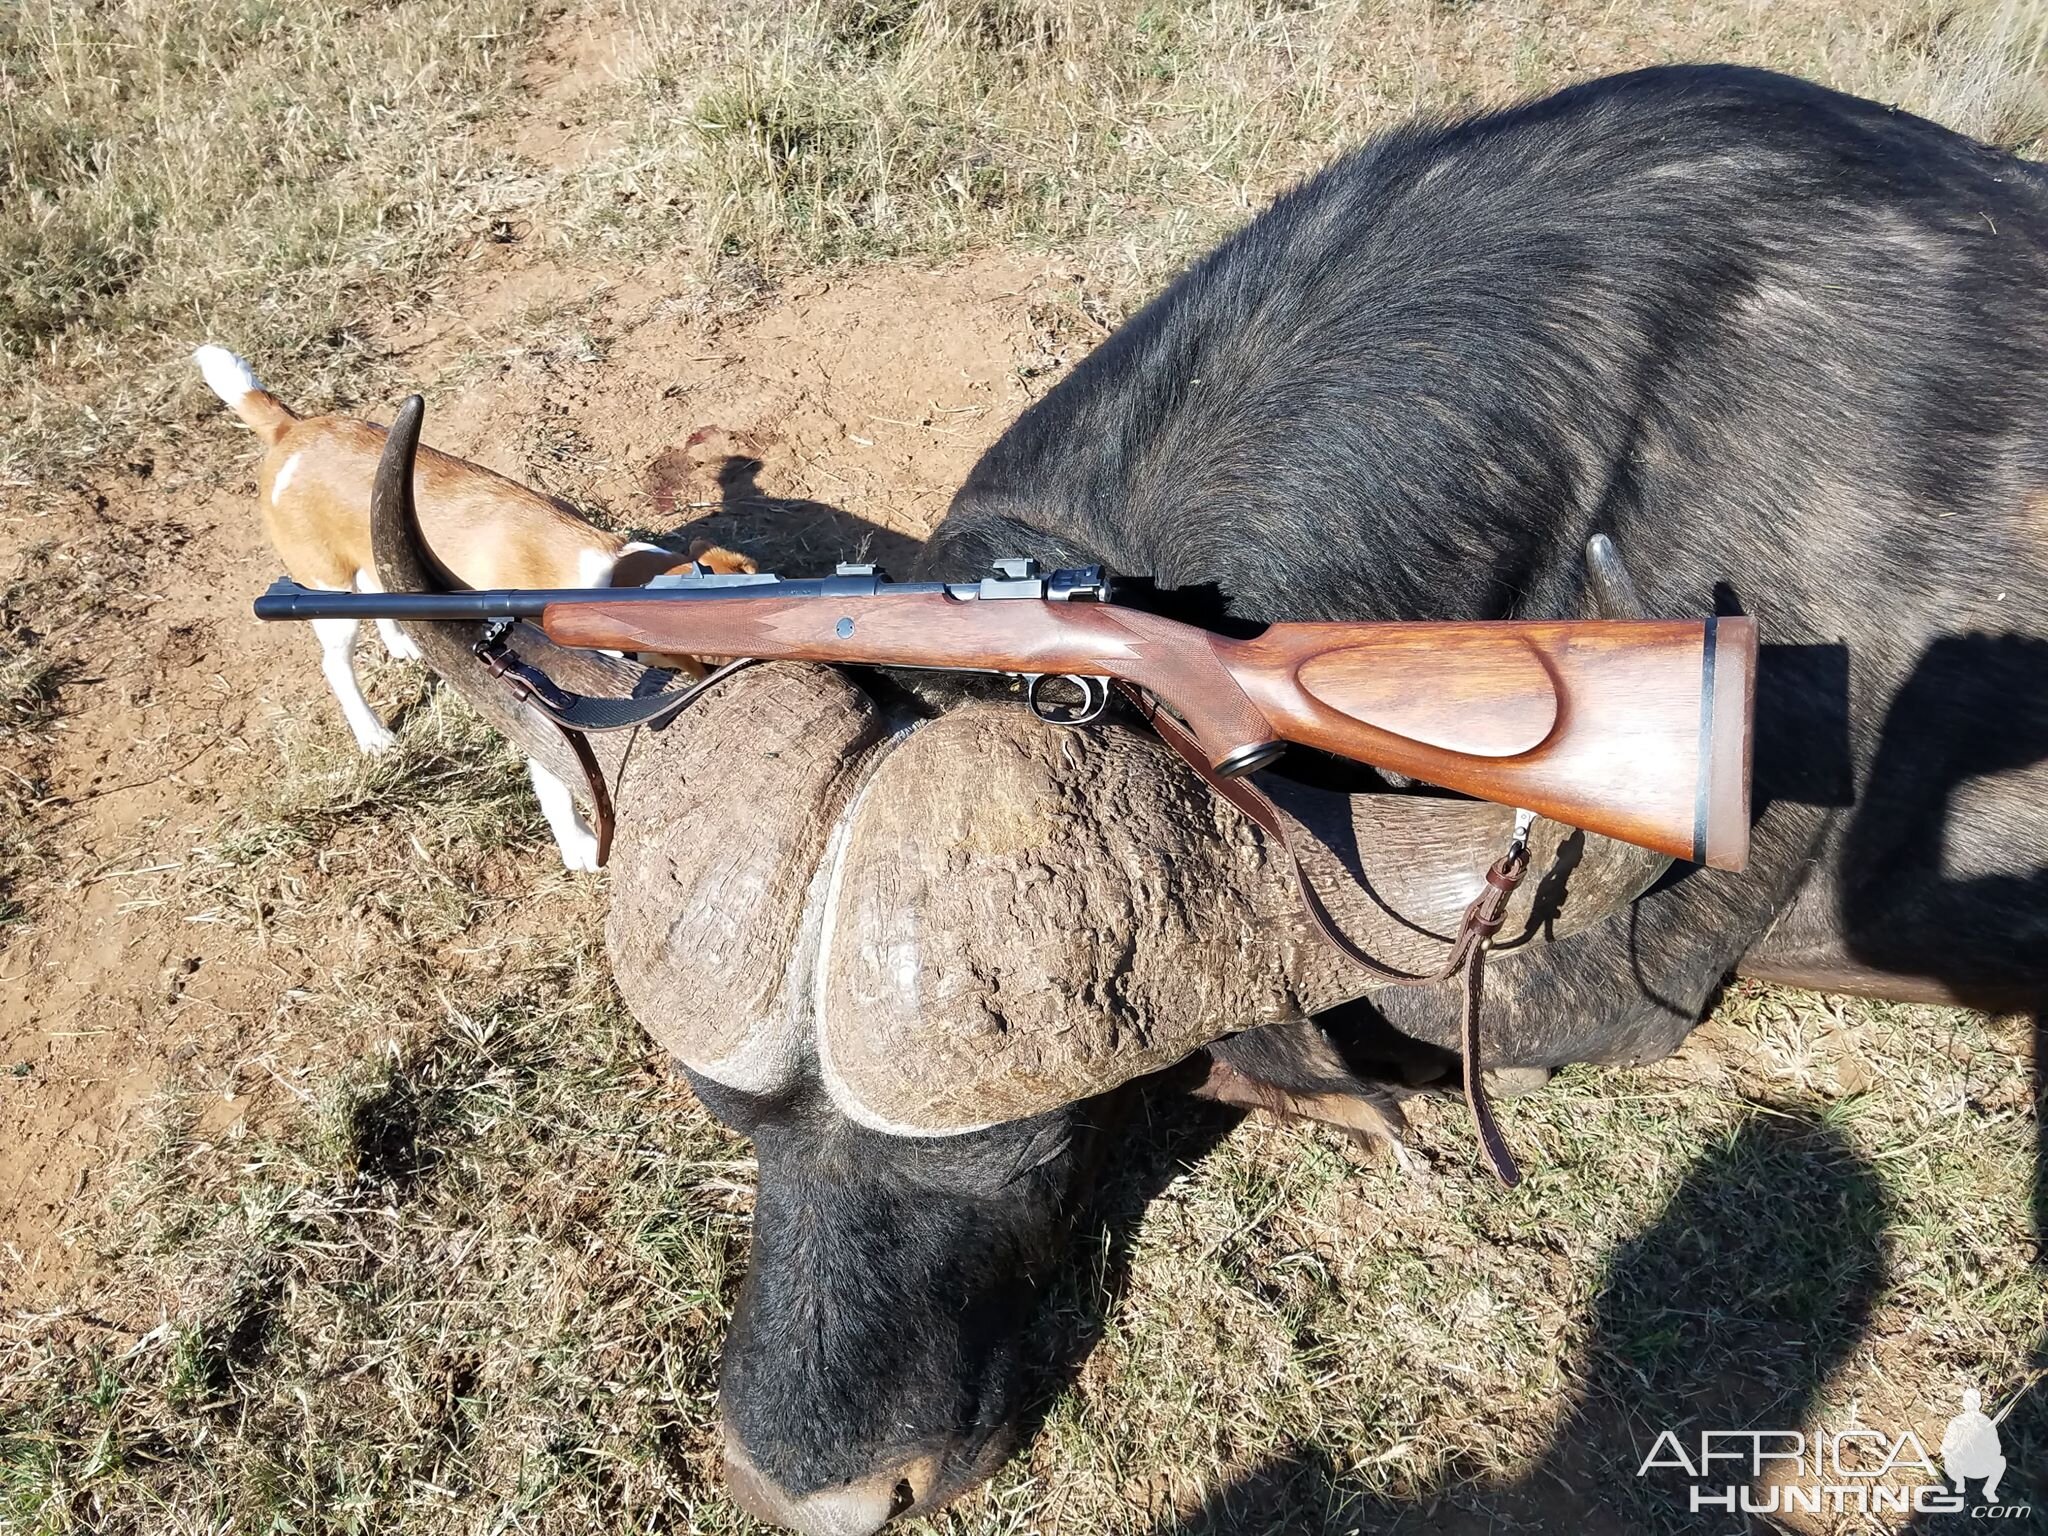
[1636,1383,2034,1519]
[1941,1388,2012,1506]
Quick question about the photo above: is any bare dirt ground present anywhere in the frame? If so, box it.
[0,244,1070,1304]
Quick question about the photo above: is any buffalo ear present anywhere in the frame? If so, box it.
[1198,1021,1423,1174]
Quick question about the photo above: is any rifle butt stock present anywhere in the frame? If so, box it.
[1212,618,1756,870]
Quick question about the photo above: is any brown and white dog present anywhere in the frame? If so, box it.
[196,344,752,870]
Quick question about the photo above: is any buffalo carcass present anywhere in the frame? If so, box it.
[379,65,2048,1534]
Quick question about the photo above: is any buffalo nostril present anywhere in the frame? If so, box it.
[721,1427,944,1535]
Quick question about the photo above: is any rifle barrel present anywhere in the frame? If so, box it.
[252,570,974,623]
[254,582,565,620]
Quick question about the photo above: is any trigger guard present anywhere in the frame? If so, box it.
[1026,673,1110,726]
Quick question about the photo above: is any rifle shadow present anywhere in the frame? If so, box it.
[1139,1113,1887,1534]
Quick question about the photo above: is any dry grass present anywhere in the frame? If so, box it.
[0,0,547,480]
[1,944,757,1535]
[4,966,2039,1533]
[501,0,2048,312]
[1838,0,2048,144]
[6,0,2045,481]
[4,1,2046,1533]
[1018,991,2044,1530]
[182,674,548,940]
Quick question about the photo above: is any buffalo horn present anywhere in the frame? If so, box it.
[809,535,1678,1132]
[367,395,656,840]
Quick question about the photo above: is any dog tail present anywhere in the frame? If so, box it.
[193,345,296,445]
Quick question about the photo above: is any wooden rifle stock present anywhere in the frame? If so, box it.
[543,593,1756,870]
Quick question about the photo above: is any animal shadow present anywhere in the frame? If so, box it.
[1012,1075,1251,1459]
[1840,632,2048,1009]
[1145,1114,1889,1534]
[1857,634,2048,1530]
[643,439,925,575]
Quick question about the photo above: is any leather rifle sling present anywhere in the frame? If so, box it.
[473,635,763,734]
[1120,683,1528,1188]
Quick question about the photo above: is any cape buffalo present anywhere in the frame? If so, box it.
[379,63,2048,1533]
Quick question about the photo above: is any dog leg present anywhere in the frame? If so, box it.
[527,758,601,871]
[354,569,423,662]
[313,617,396,754]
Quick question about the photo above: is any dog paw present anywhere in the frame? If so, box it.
[379,623,424,663]
[355,724,398,755]
[685,539,759,575]
[555,829,603,872]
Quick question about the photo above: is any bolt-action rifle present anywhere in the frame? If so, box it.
[257,551,1755,869]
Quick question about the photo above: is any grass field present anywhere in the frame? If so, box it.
[2,1,2046,1533]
